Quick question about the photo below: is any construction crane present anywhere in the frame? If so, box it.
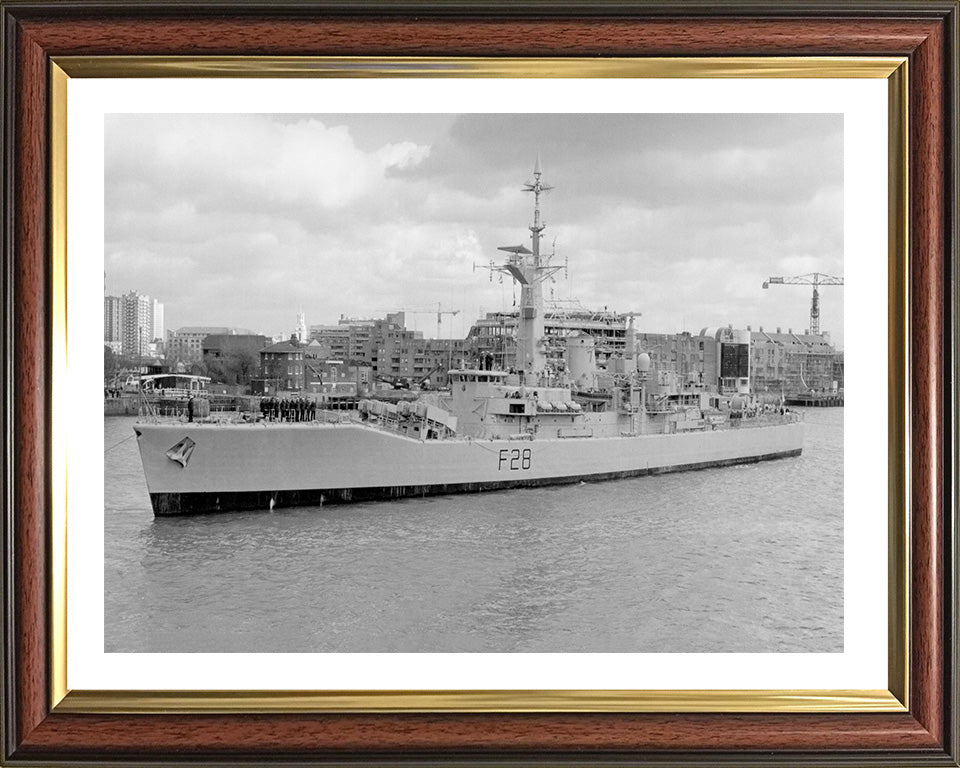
[391,303,461,338]
[762,272,844,336]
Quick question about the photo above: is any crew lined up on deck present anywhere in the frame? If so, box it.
[259,397,316,422]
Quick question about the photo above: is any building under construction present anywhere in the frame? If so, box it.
[467,301,629,372]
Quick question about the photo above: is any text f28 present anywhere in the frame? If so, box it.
[498,448,532,471]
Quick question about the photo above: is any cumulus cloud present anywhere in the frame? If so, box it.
[105,113,843,343]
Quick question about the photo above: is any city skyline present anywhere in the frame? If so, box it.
[103,289,164,358]
[105,113,844,345]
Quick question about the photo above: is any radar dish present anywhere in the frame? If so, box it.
[497,245,533,255]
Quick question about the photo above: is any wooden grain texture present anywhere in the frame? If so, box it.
[13,19,49,749]
[908,14,946,747]
[16,16,941,56]
[12,712,942,756]
[2,4,955,764]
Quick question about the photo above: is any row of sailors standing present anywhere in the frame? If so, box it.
[260,396,317,422]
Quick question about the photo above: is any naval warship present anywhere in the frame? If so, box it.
[134,161,803,516]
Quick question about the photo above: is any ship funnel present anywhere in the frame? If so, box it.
[566,332,596,388]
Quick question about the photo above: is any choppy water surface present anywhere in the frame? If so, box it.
[105,409,843,652]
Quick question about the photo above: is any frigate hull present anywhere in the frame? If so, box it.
[135,421,804,516]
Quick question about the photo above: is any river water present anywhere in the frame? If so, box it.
[105,408,843,653]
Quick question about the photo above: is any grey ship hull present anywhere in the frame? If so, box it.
[135,420,803,516]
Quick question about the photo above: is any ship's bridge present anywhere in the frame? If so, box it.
[448,370,510,384]
[449,369,513,412]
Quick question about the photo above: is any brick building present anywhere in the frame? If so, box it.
[749,328,840,395]
[259,340,305,392]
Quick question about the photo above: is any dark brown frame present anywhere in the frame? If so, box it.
[2,2,957,765]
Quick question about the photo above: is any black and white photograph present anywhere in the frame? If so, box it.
[103,112,844,655]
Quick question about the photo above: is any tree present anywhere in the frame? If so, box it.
[204,357,227,383]
[204,349,259,386]
[230,349,259,385]
[187,358,210,378]
[104,345,118,384]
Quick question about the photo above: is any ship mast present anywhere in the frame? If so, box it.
[483,155,564,383]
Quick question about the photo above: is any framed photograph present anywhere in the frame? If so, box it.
[2,1,956,765]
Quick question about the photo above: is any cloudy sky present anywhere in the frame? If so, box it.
[105,113,844,345]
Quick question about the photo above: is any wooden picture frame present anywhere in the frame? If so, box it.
[2,1,957,764]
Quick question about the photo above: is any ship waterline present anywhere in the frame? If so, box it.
[137,420,803,515]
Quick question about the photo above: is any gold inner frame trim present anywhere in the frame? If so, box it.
[49,55,910,715]
[50,61,69,710]
[886,60,910,709]
[56,688,902,714]
[53,55,905,79]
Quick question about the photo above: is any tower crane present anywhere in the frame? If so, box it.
[762,272,844,337]
[391,303,461,338]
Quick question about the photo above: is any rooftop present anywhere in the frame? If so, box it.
[751,330,835,349]
[262,341,304,353]
[172,326,256,336]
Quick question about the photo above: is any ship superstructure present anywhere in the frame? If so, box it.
[134,160,803,516]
